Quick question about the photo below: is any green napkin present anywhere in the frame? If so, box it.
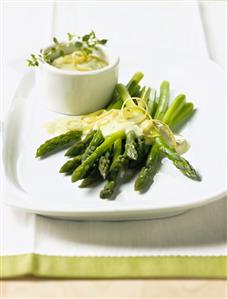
[2,254,227,279]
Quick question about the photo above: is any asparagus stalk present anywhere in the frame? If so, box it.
[107,72,144,110]
[132,85,141,97]
[171,103,195,132]
[139,86,145,97]
[134,143,161,190]
[59,156,81,174]
[156,136,201,181]
[113,138,122,160]
[65,130,96,157]
[116,83,134,107]
[98,150,112,179]
[147,88,157,117]
[100,180,116,198]
[36,130,82,158]
[81,129,104,161]
[154,81,170,120]
[126,72,144,89]
[129,136,150,169]
[100,154,128,199]
[79,165,102,187]
[100,138,122,199]
[140,86,151,104]
[110,154,128,179]
[135,98,197,190]
[125,130,138,160]
[126,73,143,96]
[71,130,125,182]
[162,94,186,125]
[79,172,101,187]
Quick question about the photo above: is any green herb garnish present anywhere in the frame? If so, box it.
[27,31,108,67]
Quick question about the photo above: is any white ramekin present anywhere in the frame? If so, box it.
[36,45,119,115]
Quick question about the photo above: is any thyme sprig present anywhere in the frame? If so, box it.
[27,31,108,67]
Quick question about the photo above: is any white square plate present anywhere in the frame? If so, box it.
[3,47,226,220]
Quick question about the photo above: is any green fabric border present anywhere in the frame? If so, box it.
[1,254,227,279]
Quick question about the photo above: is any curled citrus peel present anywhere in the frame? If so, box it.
[120,97,151,124]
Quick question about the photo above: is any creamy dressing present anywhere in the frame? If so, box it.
[44,109,190,154]
[97,120,143,137]
[52,50,108,71]
[44,117,143,137]
[174,134,190,154]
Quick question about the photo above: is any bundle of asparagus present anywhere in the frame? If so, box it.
[36,72,201,199]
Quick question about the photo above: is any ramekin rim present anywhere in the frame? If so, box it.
[41,44,120,76]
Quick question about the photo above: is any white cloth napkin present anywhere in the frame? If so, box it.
[2,1,227,257]
[3,199,227,256]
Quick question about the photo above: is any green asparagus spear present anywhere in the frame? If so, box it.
[65,130,96,157]
[162,94,186,125]
[125,130,138,160]
[81,129,104,162]
[107,72,144,110]
[109,139,124,176]
[139,86,145,97]
[137,136,151,165]
[71,130,125,182]
[116,83,134,106]
[100,134,136,199]
[129,136,150,169]
[154,81,170,120]
[100,154,128,199]
[79,172,101,187]
[98,150,112,179]
[126,74,143,97]
[130,84,141,97]
[140,86,151,104]
[155,137,201,181]
[100,138,125,198]
[36,130,82,158]
[79,166,102,187]
[126,72,144,89]
[135,90,193,191]
[113,138,122,160]
[59,156,81,174]
[100,180,117,198]
[171,103,195,132]
[110,154,128,178]
[147,88,157,117]
[134,143,161,191]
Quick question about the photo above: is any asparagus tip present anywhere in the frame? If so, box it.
[71,175,77,182]
[35,152,41,158]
